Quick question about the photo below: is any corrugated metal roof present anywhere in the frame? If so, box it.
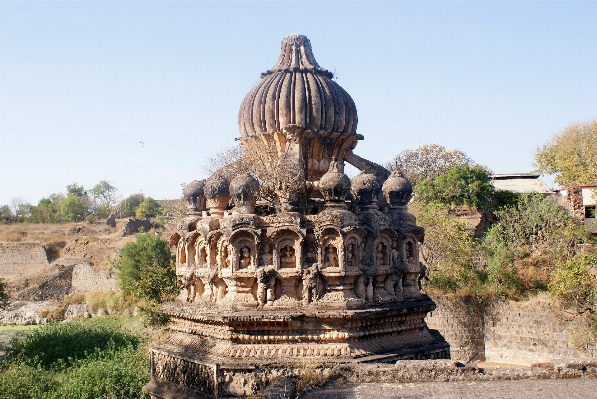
[491,174,553,194]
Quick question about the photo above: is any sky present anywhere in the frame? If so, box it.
[2,1,597,205]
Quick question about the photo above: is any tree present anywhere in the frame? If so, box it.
[90,180,119,213]
[414,165,495,211]
[30,194,65,224]
[118,194,145,218]
[114,234,177,303]
[10,197,32,223]
[66,183,87,197]
[386,143,481,187]
[60,195,86,222]
[0,205,14,224]
[135,197,162,219]
[409,201,482,294]
[534,119,597,187]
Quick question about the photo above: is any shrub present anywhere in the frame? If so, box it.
[410,202,483,294]
[549,253,597,311]
[414,165,495,211]
[135,198,162,219]
[4,320,143,371]
[0,318,149,399]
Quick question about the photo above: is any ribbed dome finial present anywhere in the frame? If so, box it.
[238,34,357,139]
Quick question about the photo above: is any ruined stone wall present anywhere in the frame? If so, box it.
[484,298,597,364]
[71,263,118,293]
[426,295,485,362]
[426,295,597,365]
[0,242,49,280]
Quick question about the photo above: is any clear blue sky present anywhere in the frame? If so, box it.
[2,1,597,205]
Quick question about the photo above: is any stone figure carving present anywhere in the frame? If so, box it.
[280,245,296,268]
[346,242,356,267]
[180,266,197,302]
[406,241,415,263]
[219,244,230,268]
[256,266,276,306]
[239,246,251,269]
[302,265,322,305]
[376,242,387,266]
[260,242,273,266]
[199,246,208,267]
[323,244,339,268]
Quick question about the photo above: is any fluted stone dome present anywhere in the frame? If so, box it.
[382,170,413,207]
[204,174,230,199]
[230,172,260,199]
[238,34,358,138]
[351,172,380,205]
[319,160,351,203]
[183,180,205,199]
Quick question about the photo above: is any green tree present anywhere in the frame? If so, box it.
[386,143,480,187]
[66,183,87,197]
[414,165,495,211]
[410,201,482,294]
[30,194,65,224]
[90,180,119,213]
[114,234,177,304]
[118,193,145,218]
[135,197,162,219]
[0,205,14,224]
[60,196,86,222]
[534,119,597,186]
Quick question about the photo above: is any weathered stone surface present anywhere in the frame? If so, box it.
[0,242,49,280]
[123,218,151,235]
[145,34,449,399]
[426,295,597,365]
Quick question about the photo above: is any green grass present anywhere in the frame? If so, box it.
[0,325,39,332]
[0,316,151,399]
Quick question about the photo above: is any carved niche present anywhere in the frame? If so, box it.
[229,231,258,271]
[374,237,391,268]
[273,230,302,270]
[194,237,208,268]
[319,228,342,270]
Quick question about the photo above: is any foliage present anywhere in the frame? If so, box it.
[118,193,145,218]
[481,192,588,295]
[549,253,597,311]
[66,183,86,198]
[135,197,162,219]
[0,318,149,399]
[534,119,597,186]
[0,205,13,224]
[90,180,119,213]
[30,194,65,224]
[60,195,87,222]
[4,320,142,371]
[410,202,483,294]
[93,204,110,218]
[114,234,177,304]
[414,165,495,211]
[386,143,481,187]
[0,278,8,310]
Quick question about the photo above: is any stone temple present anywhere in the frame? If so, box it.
[144,34,449,399]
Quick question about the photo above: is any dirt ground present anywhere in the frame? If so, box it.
[301,379,597,399]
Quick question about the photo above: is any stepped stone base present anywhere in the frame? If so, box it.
[144,298,449,399]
